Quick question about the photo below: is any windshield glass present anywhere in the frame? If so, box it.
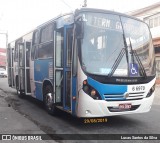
[80,12,155,77]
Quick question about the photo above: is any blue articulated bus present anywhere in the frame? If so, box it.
[7,8,156,118]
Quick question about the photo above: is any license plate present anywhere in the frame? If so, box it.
[119,104,132,109]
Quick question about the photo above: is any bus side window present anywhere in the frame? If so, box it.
[56,30,64,67]
[14,46,18,62]
[38,24,54,59]
[14,39,22,62]
[31,30,39,60]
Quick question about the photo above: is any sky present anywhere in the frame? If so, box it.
[0,0,160,48]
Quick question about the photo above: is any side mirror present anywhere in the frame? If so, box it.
[75,17,84,39]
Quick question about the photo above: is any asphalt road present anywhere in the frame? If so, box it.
[0,78,160,143]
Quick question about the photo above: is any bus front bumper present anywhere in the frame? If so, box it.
[76,90,155,118]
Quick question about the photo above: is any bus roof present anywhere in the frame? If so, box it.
[36,8,146,29]
[74,8,145,23]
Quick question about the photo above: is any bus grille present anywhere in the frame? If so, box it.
[104,92,145,101]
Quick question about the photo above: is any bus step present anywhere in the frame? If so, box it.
[56,106,71,113]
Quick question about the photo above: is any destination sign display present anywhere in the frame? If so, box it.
[81,13,142,35]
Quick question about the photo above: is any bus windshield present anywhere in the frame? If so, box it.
[80,12,155,77]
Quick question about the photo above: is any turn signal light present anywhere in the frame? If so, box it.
[83,80,87,85]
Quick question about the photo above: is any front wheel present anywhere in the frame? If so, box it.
[44,85,57,115]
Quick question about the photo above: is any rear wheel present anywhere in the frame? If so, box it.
[16,76,25,98]
[16,77,19,95]
[44,85,56,115]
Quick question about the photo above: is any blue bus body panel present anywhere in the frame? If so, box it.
[34,59,53,101]
[35,83,43,101]
[72,76,77,115]
[87,77,127,100]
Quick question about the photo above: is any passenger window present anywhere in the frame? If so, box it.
[56,30,64,67]
[33,31,39,45]
[31,31,39,60]
[14,46,18,62]
[38,44,53,58]
[14,39,22,62]
[38,24,54,59]
[40,24,53,43]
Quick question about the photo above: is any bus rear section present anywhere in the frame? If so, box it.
[7,32,33,96]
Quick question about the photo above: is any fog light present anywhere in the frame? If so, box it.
[85,110,91,114]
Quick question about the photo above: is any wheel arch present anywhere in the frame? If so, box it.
[42,79,53,101]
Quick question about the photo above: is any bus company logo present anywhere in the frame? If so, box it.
[123,92,129,98]
[2,135,11,140]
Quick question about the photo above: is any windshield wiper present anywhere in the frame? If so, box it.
[108,38,147,78]
[129,38,135,63]
[108,32,129,77]
[123,33,129,76]
[108,48,125,77]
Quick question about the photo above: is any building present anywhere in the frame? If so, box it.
[127,2,160,83]
[0,48,7,69]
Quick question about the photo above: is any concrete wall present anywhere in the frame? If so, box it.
[0,48,6,68]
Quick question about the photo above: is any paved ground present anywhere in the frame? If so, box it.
[0,86,56,142]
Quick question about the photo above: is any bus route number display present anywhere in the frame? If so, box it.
[82,14,122,30]
[82,13,139,34]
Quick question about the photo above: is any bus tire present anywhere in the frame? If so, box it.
[16,76,19,95]
[44,85,56,115]
[16,76,24,98]
[18,89,25,98]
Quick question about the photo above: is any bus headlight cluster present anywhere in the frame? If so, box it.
[146,84,155,98]
[83,80,101,100]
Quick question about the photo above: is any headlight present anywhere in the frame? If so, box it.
[82,80,101,100]
[146,84,155,98]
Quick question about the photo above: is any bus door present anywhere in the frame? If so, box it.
[18,42,25,93]
[25,42,31,95]
[63,25,73,110]
[54,25,73,111]
[18,41,31,95]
